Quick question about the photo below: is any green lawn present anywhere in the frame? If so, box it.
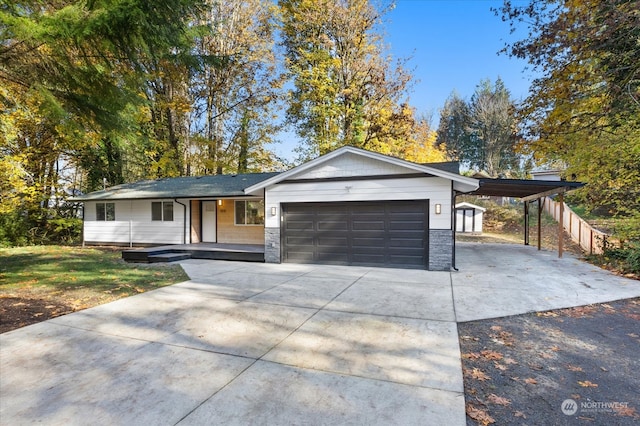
[0,245,188,312]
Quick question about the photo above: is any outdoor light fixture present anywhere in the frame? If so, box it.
[218,199,223,206]
[435,204,442,215]
[271,206,277,216]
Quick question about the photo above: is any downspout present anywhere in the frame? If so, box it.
[81,203,85,248]
[174,199,187,244]
[451,187,459,271]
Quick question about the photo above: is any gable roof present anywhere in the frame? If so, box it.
[71,172,280,201]
[455,202,487,212]
[244,146,479,194]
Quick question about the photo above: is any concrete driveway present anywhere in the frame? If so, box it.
[1,243,638,425]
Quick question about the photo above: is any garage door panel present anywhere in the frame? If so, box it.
[388,238,423,248]
[285,251,315,262]
[317,221,348,231]
[315,250,349,263]
[352,221,385,231]
[282,200,428,269]
[352,237,386,247]
[285,236,314,246]
[351,253,387,266]
[389,221,425,231]
[285,221,315,231]
[317,236,349,247]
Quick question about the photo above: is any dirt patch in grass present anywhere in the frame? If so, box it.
[460,298,640,425]
[0,245,189,333]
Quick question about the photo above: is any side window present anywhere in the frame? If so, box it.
[152,201,174,221]
[96,203,115,221]
[234,200,264,225]
[152,202,162,221]
[163,202,173,221]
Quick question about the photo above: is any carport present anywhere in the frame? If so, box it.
[455,178,584,267]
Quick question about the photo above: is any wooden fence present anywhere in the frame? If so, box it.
[543,197,609,255]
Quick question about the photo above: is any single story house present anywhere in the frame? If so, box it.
[74,147,479,270]
[73,146,583,270]
[455,202,486,234]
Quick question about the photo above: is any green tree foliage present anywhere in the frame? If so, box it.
[0,0,208,245]
[436,78,522,177]
[497,0,640,217]
[436,92,470,162]
[189,0,283,175]
[279,0,413,160]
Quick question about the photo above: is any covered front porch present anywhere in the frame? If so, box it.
[122,242,265,263]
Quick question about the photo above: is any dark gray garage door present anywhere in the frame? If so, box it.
[282,200,429,268]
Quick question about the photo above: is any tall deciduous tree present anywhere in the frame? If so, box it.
[189,0,283,175]
[497,0,640,216]
[279,0,413,160]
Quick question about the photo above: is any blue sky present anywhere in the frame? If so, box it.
[271,0,535,161]
[387,0,535,121]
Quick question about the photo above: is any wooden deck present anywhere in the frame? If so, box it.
[122,243,265,263]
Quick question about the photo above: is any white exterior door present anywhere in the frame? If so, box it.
[202,201,217,242]
[464,210,474,232]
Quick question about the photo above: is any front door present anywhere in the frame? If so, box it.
[202,201,217,242]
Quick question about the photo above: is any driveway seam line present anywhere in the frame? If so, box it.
[174,270,369,424]
[256,357,466,394]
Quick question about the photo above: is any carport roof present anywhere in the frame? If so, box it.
[469,178,584,200]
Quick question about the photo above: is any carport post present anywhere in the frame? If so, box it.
[558,193,564,258]
[537,198,542,251]
[524,201,530,245]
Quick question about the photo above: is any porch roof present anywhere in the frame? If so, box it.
[71,172,280,201]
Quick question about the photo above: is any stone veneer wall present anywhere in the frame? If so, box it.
[264,227,281,263]
[429,230,453,271]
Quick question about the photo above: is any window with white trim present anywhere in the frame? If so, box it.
[235,200,264,225]
[96,203,115,221]
[152,201,174,221]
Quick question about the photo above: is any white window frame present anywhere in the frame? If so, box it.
[234,200,265,226]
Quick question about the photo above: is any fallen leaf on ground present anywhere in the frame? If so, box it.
[537,311,558,317]
[481,350,503,360]
[578,380,598,387]
[550,345,560,351]
[490,325,502,331]
[466,404,495,425]
[463,352,481,360]
[493,362,507,371]
[466,368,490,381]
[524,378,538,385]
[567,365,583,372]
[504,358,518,365]
[487,394,511,406]
[613,405,638,418]
[539,352,554,359]
[514,411,526,418]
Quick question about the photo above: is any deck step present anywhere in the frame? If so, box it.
[147,253,192,263]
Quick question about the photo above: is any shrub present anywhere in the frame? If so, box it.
[602,242,640,275]
[0,211,29,247]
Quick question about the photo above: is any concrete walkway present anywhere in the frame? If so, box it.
[1,243,638,425]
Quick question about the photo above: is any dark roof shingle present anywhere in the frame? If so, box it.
[71,172,280,201]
